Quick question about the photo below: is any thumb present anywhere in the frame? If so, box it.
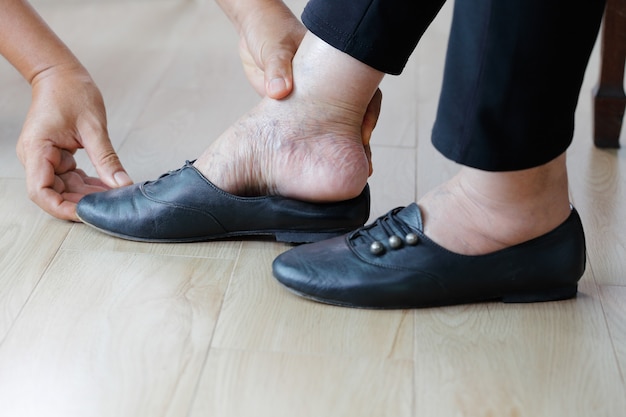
[362,88,383,147]
[362,89,382,177]
[84,132,133,188]
[263,49,296,100]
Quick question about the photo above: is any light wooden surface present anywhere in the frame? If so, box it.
[0,1,624,416]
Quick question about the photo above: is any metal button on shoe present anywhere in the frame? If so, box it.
[405,233,419,245]
[388,235,403,249]
[370,241,385,255]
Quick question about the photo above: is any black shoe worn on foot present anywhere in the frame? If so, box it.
[76,161,370,244]
[272,203,586,309]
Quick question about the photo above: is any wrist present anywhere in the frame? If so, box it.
[29,61,91,88]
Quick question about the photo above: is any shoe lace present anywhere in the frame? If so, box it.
[351,207,419,256]
[155,160,196,181]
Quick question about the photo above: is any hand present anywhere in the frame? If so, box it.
[362,89,383,176]
[233,0,382,175]
[237,1,306,99]
[16,64,132,221]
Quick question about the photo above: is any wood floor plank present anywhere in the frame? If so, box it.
[414,2,461,197]
[116,86,256,182]
[565,33,626,287]
[62,223,242,260]
[375,56,420,149]
[0,249,234,417]
[0,54,34,177]
[111,1,258,181]
[33,0,202,177]
[189,348,413,417]
[0,179,71,341]
[598,285,626,387]
[211,241,414,360]
[568,146,626,286]
[368,145,417,220]
[412,278,626,416]
[0,0,624,415]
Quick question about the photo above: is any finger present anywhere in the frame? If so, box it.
[20,142,75,220]
[238,37,266,97]
[365,145,374,177]
[82,176,109,188]
[80,127,133,188]
[32,185,79,221]
[52,174,66,194]
[34,170,100,221]
[61,191,87,205]
[56,149,78,174]
[58,171,109,195]
[362,88,383,147]
[71,168,109,188]
[263,51,295,99]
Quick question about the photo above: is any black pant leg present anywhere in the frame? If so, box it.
[432,0,606,171]
[302,0,446,74]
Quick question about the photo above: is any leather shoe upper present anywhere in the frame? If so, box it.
[272,203,586,309]
[76,161,370,243]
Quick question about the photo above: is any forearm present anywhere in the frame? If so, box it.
[0,0,83,84]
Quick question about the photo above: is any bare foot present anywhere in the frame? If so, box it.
[194,95,372,201]
[193,32,384,202]
[418,154,572,255]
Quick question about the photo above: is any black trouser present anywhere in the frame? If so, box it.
[302,0,606,171]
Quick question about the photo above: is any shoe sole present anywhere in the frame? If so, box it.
[77,213,351,244]
[278,281,578,310]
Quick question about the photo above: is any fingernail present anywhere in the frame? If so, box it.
[114,171,132,186]
[268,78,287,97]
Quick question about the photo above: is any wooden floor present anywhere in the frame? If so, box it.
[1,1,625,416]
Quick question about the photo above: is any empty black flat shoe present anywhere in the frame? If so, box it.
[272,203,586,309]
[76,161,370,243]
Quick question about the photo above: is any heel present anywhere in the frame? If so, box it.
[502,285,578,303]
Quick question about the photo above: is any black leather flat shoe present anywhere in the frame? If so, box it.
[76,161,370,243]
[272,203,586,309]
